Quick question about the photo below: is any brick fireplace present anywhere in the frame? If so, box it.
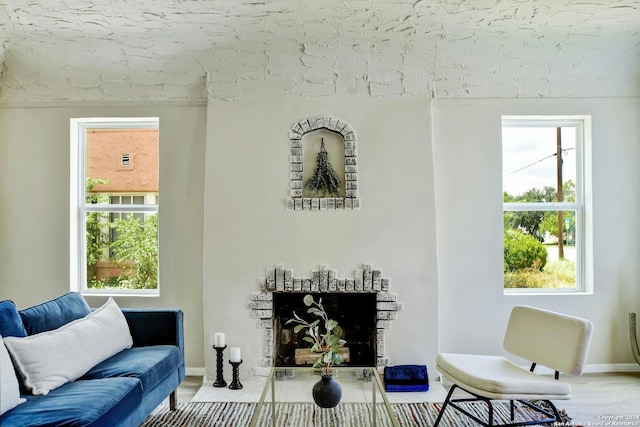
[247,264,403,376]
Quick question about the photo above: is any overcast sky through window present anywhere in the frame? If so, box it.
[502,127,576,197]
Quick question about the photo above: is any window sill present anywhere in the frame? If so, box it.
[80,289,159,298]
[504,288,593,296]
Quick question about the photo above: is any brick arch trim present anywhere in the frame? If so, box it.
[287,116,360,210]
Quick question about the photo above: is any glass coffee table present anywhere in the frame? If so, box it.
[249,367,399,426]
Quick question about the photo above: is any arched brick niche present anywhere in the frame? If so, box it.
[286,116,360,210]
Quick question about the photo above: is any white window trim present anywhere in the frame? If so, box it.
[502,115,593,295]
[70,117,159,297]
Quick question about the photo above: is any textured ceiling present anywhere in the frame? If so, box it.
[0,0,638,102]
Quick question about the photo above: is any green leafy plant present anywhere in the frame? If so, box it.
[109,213,158,289]
[503,228,547,273]
[85,177,110,280]
[285,294,346,376]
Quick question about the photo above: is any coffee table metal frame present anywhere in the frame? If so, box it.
[249,366,399,427]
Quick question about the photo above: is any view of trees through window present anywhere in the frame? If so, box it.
[502,121,582,290]
[83,126,159,291]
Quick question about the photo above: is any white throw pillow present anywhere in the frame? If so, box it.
[1,335,26,415]
[3,298,133,395]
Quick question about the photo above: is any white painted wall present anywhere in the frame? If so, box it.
[202,95,439,379]
[433,98,640,368]
[1,96,638,378]
[0,103,207,370]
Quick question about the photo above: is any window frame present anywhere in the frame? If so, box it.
[70,117,160,296]
[502,115,593,295]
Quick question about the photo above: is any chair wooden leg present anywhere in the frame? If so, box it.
[630,313,640,365]
[170,390,177,411]
[434,384,457,427]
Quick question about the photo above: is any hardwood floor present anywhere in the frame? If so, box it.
[175,375,203,404]
[175,372,640,424]
[560,372,640,423]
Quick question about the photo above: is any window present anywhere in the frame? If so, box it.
[71,118,159,295]
[502,116,592,293]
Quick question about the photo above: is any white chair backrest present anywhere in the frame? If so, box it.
[503,305,593,376]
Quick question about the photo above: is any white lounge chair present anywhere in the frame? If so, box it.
[435,305,593,427]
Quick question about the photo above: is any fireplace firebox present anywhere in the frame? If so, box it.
[274,292,377,367]
[247,264,404,376]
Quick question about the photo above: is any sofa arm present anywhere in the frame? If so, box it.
[121,308,184,351]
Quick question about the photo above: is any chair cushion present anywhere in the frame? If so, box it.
[82,345,181,392]
[503,305,592,376]
[0,301,27,338]
[436,353,571,400]
[0,377,142,427]
[19,292,91,335]
[1,336,26,415]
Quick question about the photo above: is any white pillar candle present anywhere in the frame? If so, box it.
[214,332,225,347]
[230,347,241,362]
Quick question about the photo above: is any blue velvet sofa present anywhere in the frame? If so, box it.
[0,292,185,427]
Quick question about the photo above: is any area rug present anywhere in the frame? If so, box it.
[140,401,572,426]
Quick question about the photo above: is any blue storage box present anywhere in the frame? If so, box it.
[384,364,429,392]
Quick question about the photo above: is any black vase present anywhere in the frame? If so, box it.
[312,375,342,408]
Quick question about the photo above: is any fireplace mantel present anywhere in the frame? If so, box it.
[247,264,403,376]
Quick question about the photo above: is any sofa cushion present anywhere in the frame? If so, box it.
[0,301,27,338]
[0,377,142,427]
[83,345,182,392]
[19,292,91,335]
[1,336,26,415]
[4,298,133,395]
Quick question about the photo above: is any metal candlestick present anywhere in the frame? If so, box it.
[228,359,243,390]
[212,345,227,387]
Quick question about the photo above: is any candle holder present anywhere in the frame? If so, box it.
[228,359,243,390]
[212,345,227,387]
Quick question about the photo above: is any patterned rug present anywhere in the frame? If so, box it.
[141,400,572,426]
